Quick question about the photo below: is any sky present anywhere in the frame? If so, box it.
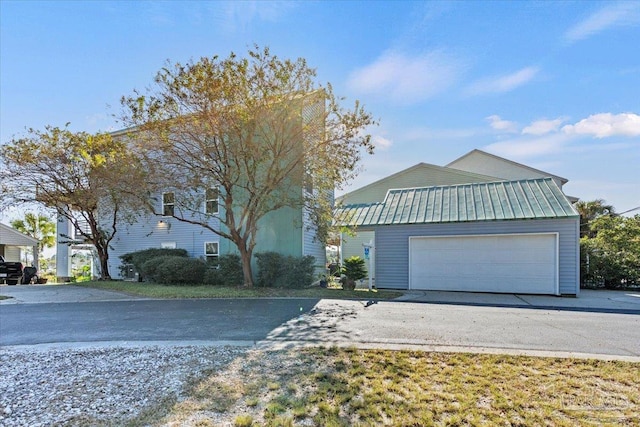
[1,0,639,223]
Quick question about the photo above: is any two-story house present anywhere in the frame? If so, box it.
[55,94,328,281]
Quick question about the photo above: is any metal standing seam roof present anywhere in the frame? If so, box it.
[335,178,579,227]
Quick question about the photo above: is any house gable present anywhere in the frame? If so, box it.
[338,162,502,205]
[447,149,569,187]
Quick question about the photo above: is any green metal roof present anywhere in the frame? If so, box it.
[335,178,579,226]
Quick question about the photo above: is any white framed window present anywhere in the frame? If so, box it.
[204,242,219,265]
[205,187,219,214]
[162,192,175,216]
[161,242,176,249]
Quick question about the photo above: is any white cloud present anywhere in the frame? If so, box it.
[562,113,640,138]
[347,50,461,104]
[372,134,393,151]
[483,113,640,161]
[466,66,539,95]
[486,115,518,133]
[484,133,572,160]
[564,2,640,43]
[522,118,566,135]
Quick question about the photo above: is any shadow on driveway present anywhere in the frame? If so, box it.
[0,298,321,347]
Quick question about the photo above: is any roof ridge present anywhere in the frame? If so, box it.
[384,177,554,194]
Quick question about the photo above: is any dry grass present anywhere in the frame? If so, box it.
[137,347,640,426]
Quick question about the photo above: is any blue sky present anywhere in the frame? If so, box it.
[1,0,639,219]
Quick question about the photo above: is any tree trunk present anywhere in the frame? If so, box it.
[239,246,254,287]
[95,244,111,280]
[240,254,253,287]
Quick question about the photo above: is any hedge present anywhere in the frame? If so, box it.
[255,252,316,288]
[120,248,189,280]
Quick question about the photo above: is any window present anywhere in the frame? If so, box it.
[304,172,313,194]
[204,242,219,265]
[161,242,176,249]
[205,187,219,214]
[162,192,175,216]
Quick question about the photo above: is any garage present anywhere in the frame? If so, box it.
[336,178,580,295]
[409,233,558,294]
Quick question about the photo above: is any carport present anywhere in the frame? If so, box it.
[0,222,39,267]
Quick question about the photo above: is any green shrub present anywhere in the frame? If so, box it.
[220,254,245,286]
[256,252,282,288]
[343,256,367,281]
[581,215,640,289]
[255,252,316,288]
[120,248,188,280]
[153,256,207,285]
[140,256,173,282]
[204,267,223,286]
[282,255,316,288]
[203,254,244,286]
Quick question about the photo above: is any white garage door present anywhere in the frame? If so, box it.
[409,233,558,294]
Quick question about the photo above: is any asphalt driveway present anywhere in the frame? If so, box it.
[1,284,639,361]
[2,284,639,312]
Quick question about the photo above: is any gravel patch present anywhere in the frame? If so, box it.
[0,345,248,426]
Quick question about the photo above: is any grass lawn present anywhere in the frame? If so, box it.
[133,347,640,426]
[76,280,403,300]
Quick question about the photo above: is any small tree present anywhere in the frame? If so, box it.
[575,199,614,238]
[10,212,56,268]
[120,45,376,286]
[343,256,367,281]
[341,256,367,290]
[0,126,146,279]
[582,214,640,288]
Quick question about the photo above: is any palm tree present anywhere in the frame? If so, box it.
[10,212,56,267]
[574,199,614,238]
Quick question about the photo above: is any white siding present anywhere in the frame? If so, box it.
[341,230,375,279]
[3,246,21,262]
[302,208,326,273]
[0,224,39,246]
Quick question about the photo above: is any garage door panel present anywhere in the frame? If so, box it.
[410,234,557,294]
